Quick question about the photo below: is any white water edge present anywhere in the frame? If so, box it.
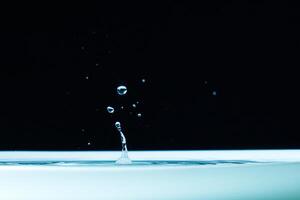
[0,150,300,200]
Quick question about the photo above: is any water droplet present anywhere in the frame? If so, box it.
[87,142,91,146]
[107,106,115,113]
[137,113,142,117]
[142,79,146,83]
[115,122,121,127]
[121,106,124,109]
[212,91,217,96]
[117,85,127,96]
[132,104,136,108]
[85,76,89,80]
[136,101,139,104]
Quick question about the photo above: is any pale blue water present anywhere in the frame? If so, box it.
[0,151,300,199]
[0,160,259,166]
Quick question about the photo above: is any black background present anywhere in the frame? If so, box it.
[0,1,299,150]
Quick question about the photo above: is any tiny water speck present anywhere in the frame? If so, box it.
[132,104,136,108]
[107,106,115,113]
[137,113,142,117]
[142,79,146,83]
[117,85,127,96]
[212,91,217,96]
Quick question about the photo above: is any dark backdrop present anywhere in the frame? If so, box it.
[0,1,299,150]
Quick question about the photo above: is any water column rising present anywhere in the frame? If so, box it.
[115,121,132,164]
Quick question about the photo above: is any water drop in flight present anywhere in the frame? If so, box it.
[107,106,115,113]
[117,85,127,96]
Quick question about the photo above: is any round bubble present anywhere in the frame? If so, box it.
[107,106,115,113]
[117,85,127,96]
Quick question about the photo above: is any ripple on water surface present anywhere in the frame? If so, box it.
[0,160,262,167]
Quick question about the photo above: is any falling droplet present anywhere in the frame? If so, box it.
[142,79,146,83]
[136,101,139,104]
[87,142,91,146]
[117,85,127,96]
[115,121,121,130]
[212,91,217,96]
[137,113,142,117]
[107,106,115,113]
[85,76,89,80]
[121,106,124,109]
[132,104,136,108]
